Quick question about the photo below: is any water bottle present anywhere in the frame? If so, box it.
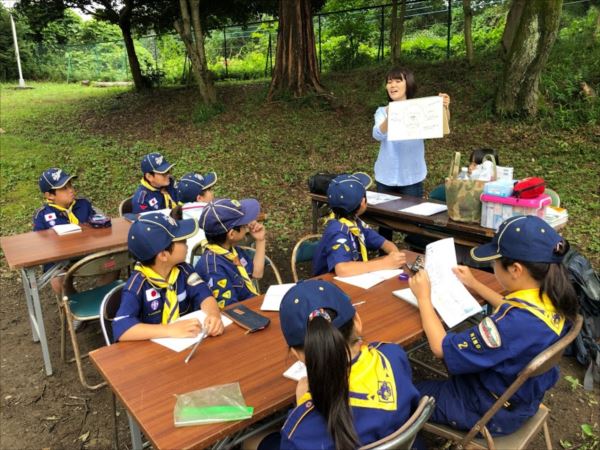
[457,167,469,180]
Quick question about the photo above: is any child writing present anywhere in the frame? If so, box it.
[272,280,420,450]
[312,173,405,276]
[372,66,450,241]
[112,214,223,342]
[194,198,266,309]
[409,215,577,435]
[131,152,178,214]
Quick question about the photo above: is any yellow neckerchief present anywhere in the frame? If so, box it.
[135,263,180,324]
[298,344,397,411]
[205,244,258,295]
[140,178,176,209]
[46,201,79,224]
[338,217,368,261]
[504,288,565,335]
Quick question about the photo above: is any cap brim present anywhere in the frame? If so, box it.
[470,243,502,262]
[201,172,217,190]
[54,174,77,189]
[236,199,260,226]
[172,218,199,241]
[352,172,373,189]
[154,163,175,174]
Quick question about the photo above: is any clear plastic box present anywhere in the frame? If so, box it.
[480,193,551,230]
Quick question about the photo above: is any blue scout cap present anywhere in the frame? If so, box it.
[280,280,356,347]
[327,172,373,213]
[176,172,218,203]
[39,168,76,193]
[471,215,565,264]
[199,198,260,235]
[141,152,174,174]
[128,214,198,261]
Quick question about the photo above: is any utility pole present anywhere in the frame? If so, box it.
[5,0,27,87]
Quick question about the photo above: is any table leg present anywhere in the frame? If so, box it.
[127,413,144,450]
[22,268,53,376]
[20,268,40,342]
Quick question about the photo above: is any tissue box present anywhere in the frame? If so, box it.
[483,180,514,197]
[480,193,551,230]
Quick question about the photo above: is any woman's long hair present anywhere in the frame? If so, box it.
[296,309,360,450]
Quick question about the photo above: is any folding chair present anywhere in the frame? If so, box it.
[118,196,134,216]
[544,188,561,207]
[428,184,446,202]
[360,395,435,450]
[290,233,322,282]
[59,247,131,390]
[189,238,207,267]
[238,245,283,293]
[423,314,583,450]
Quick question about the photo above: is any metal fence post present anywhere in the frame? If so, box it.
[446,0,452,59]
[223,28,228,78]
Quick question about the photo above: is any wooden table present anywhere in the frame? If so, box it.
[309,192,496,247]
[0,218,131,375]
[90,257,500,450]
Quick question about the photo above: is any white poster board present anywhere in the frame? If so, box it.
[387,96,444,141]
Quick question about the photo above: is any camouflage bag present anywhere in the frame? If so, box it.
[445,152,496,223]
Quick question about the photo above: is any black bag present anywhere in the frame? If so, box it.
[308,173,338,196]
[563,248,600,390]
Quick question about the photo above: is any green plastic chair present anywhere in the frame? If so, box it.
[291,234,322,282]
[428,184,446,202]
[544,188,560,207]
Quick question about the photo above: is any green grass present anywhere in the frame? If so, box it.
[1,63,598,267]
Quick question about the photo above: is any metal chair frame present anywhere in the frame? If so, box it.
[238,245,283,293]
[290,233,322,282]
[118,196,134,217]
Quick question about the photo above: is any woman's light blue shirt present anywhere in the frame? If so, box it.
[372,106,426,186]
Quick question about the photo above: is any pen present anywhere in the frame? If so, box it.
[184,329,208,364]
[352,301,366,307]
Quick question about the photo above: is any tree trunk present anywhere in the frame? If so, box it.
[463,0,474,64]
[267,0,326,100]
[174,0,217,104]
[495,0,563,116]
[390,0,407,64]
[119,23,147,91]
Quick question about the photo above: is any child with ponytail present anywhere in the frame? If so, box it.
[277,280,420,450]
[409,215,578,435]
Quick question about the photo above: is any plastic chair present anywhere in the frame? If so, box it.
[118,196,134,216]
[59,247,131,390]
[423,315,583,449]
[360,396,435,450]
[238,245,283,293]
[189,238,208,267]
[544,188,561,207]
[428,184,446,202]
[290,234,322,282]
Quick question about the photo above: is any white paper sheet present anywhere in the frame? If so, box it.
[366,191,401,205]
[424,238,482,327]
[283,361,307,381]
[260,283,296,311]
[392,288,418,307]
[52,223,82,235]
[334,269,402,290]
[387,96,444,141]
[400,202,448,216]
[151,310,233,352]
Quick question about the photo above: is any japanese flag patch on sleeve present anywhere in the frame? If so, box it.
[145,288,160,302]
[44,212,57,222]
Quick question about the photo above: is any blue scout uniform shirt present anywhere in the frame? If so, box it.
[32,198,95,231]
[194,246,255,309]
[420,289,571,435]
[131,180,178,214]
[112,263,211,342]
[280,342,420,450]
[313,217,385,276]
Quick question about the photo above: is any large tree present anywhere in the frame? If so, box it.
[390,0,407,65]
[267,0,326,100]
[462,0,474,65]
[495,0,563,116]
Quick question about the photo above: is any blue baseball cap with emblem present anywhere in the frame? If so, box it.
[128,214,198,261]
[471,215,566,264]
[39,168,77,193]
[176,172,218,203]
[141,152,175,174]
[199,198,260,235]
[279,279,356,347]
[327,172,373,213]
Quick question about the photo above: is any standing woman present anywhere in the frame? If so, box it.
[372,67,450,240]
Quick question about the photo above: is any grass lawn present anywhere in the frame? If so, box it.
[1,61,598,268]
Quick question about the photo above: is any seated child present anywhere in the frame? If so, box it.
[131,152,178,214]
[468,147,500,175]
[113,213,223,342]
[33,168,98,293]
[245,280,420,450]
[409,215,578,435]
[194,198,266,309]
[174,171,217,263]
[312,173,406,277]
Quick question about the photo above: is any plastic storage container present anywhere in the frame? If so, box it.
[480,193,551,230]
[483,180,514,197]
